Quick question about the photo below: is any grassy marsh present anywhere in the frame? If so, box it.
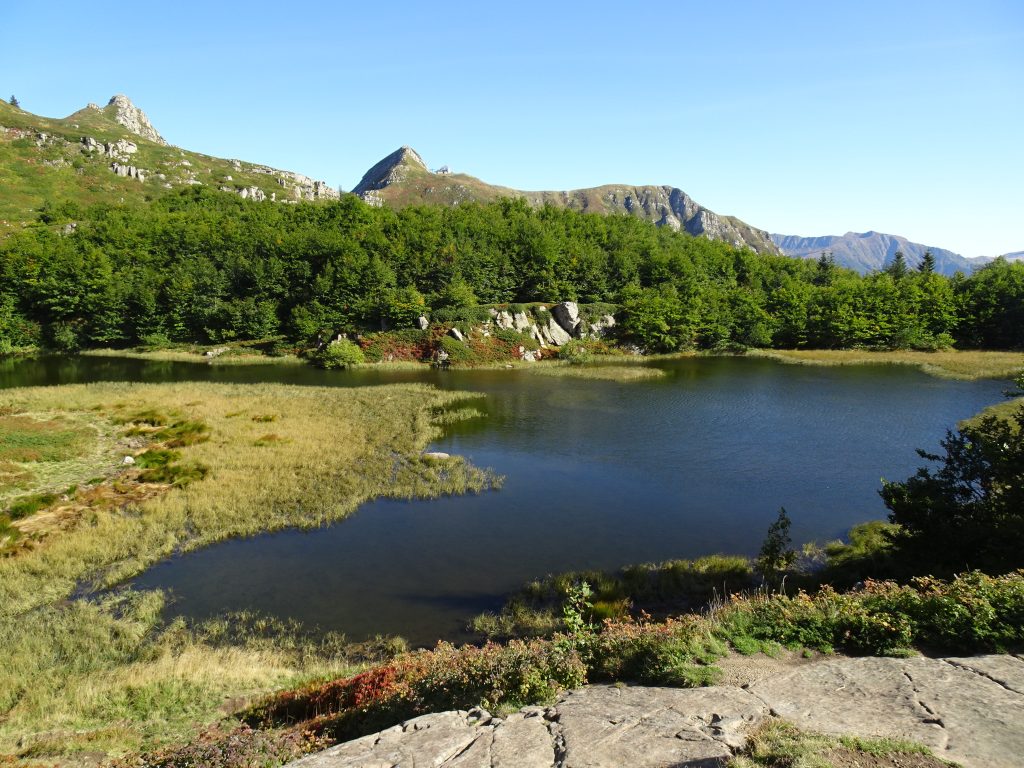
[81,348,305,365]
[0,381,494,760]
[748,348,1024,380]
[524,360,667,381]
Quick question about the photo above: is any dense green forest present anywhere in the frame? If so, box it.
[1,188,1022,353]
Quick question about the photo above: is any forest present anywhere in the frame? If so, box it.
[1,188,1022,354]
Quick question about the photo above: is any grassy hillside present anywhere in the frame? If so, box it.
[0,98,336,235]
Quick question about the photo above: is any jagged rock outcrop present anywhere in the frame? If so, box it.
[287,654,1024,768]
[353,146,428,195]
[106,94,166,145]
[351,147,780,254]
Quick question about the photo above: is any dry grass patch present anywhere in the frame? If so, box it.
[526,361,666,381]
[81,348,304,366]
[749,348,1024,380]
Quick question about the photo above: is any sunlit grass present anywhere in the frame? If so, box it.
[0,380,494,758]
[748,348,1024,380]
[525,361,666,381]
[81,348,305,365]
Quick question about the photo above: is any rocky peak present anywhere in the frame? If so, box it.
[106,94,166,145]
[353,146,428,195]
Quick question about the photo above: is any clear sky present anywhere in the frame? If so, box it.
[3,1,1022,256]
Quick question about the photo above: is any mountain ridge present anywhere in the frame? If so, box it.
[770,230,999,276]
[353,146,782,255]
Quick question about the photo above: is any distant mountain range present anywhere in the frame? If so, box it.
[353,146,781,255]
[770,231,986,276]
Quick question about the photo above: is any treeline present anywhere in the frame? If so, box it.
[1,188,1022,352]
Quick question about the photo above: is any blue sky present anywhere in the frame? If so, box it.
[3,1,1022,256]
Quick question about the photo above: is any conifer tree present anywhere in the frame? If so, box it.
[8,95,19,108]
[918,250,936,274]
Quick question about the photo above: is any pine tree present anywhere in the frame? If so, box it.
[885,251,908,279]
[9,95,19,108]
[918,250,936,274]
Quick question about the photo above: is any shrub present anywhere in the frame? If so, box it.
[313,339,365,369]
[438,336,475,364]
[881,404,1024,575]
[558,340,592,365]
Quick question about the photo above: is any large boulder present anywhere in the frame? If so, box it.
[545,316,572,346]
[495,310,514,330]
[551,301,581,336]
[512,311,532,331]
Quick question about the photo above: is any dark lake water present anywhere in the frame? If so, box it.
[0,354,1010,645]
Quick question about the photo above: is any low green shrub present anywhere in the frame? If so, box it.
[719,570,1024,656]
[558,340,593,365]
[312,339,365,369]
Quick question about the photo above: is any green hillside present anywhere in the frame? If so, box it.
[0,96,337,235]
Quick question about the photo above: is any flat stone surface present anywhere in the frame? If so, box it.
[749,655,1024,768]
[288,655,1024,768]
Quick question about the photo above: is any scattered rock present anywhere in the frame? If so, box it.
[449,327,465,342]
[204,347,228,357]
[495,310,514,330]
[238,186,266,202]
[121,456,135,466]
[421,452,450,461]
[110,163,145,181]
[417,315,430,330]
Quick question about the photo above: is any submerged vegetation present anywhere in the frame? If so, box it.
[0,381,495,759]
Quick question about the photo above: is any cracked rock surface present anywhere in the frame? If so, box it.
[286,655,1024,768]
[749,655,1024,768]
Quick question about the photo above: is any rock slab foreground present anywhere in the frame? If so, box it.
[287,654,1024,768]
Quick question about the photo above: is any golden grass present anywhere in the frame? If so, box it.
[0,380,493,759]
[81,348,305,365]
[525,361,666,381]
[748,348,1024,380]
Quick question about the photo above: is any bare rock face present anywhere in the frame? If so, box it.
[749,654,1024,768]
[551,302,581,337]
[286,686,767,768]
[287,654,1024,768]
[107,94,166,145]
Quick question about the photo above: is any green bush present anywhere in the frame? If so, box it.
[313,339,365,369]
[558,340,593,365]
[438,336,475,364]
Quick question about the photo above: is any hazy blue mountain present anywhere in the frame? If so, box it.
[770,231,987,276]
